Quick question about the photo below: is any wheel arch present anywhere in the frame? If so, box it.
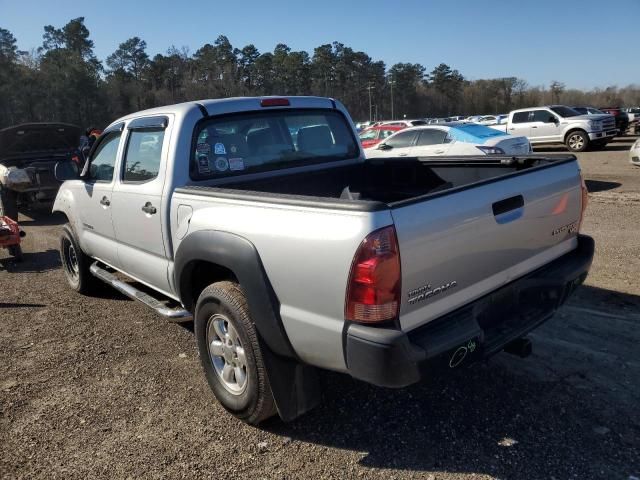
[564,128,588,142]
[174,230,295,359]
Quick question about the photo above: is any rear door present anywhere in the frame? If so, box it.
[392,160,583,331]
[409,128,451,156]
[110,116,172,295]
[75,128,123,267]
[507,111,532,137]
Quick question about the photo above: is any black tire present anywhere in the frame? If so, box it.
[565,130,589,152]
[0,185,19,221]
[195,281,277,425]
[59,224,99,295]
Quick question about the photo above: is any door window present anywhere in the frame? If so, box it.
[123,129,165,182]
[416,129,448,146]
[511,112,531,123]
[384,131,417,148]
[532,110,555,123]
[89,132,122,182]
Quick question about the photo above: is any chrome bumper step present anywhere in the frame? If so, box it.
[89,262,193,322]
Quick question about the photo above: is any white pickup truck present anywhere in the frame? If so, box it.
[53,96,594,424]
[491,105,617,152]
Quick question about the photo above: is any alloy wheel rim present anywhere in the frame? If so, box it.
[569,134,584,150]
[206,313,248,395]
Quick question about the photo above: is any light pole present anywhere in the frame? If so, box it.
[367,83,375,122]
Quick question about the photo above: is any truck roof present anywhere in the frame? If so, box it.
[109,96,338,129]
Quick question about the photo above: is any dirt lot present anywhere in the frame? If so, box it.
[1,136,639,480]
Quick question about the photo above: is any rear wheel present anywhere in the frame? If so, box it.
[195,281,277,425]
[566,130,589,152]
[0,186,19,221]
[60,224,99,294]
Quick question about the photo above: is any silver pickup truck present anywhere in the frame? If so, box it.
[53,96,594,424]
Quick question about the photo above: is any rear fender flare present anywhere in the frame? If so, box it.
[174,230,295,359]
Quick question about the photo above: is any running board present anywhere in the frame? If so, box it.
[89,262,193,322]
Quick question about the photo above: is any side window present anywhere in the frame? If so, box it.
[385,131,416,148]
[532,110,554,123]
[123,129,165,182]
[359,129,378,141]
[379,129,396,139]
[416,129,448,146]
[512,112,530,123]
[89,132,121,182]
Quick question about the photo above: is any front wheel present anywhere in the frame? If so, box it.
[60,224,99,295]
[195,281,277,425]
[566,131,589,152]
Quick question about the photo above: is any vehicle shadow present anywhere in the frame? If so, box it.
[584,179,621,192]
[0,249,61,273]
[17,210,67,227]
[265,284,640,478]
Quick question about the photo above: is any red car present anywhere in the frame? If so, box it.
[358,125,406,149]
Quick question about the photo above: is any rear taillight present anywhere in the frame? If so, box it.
[477,146,505,155]
[578,174,589,231]
[345,226,401,324]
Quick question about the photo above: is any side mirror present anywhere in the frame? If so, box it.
[548,116,558,124]
[377,143,392,150]
[54,161,80,182]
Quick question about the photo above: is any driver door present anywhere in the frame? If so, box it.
[74,127,124,268]
[530,110,561,141]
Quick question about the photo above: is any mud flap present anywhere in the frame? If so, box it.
[259,337,322,422]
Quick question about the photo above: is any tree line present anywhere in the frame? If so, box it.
[1,18,639,130]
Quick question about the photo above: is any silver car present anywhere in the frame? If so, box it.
[631,138,640,166]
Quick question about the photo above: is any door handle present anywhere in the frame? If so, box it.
[531,126,538,129]
[142,202,157,215]
[398,153,408,156]
[434,149,445,154]
[99,196,110,207]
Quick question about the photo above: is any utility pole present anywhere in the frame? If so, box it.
[367,83,375,122]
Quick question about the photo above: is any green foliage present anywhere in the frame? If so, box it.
[1,20,639,129]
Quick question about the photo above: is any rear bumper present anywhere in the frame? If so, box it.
[345,234,595,388]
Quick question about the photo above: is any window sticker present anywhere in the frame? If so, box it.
[196,143,211,154]
[215,156,229,172]
[229,157,245,171]
[214,143,226,155]
[197,154,210,174]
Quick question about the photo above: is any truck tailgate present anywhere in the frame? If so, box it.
[393,160,583,331]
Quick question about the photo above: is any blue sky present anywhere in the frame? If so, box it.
[1,0,638,89]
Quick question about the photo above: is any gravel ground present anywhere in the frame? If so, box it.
[1,136,639,479]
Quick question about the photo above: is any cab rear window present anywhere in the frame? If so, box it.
[191,109,359,180]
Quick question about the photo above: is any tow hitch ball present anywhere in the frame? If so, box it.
[504,337,532,358]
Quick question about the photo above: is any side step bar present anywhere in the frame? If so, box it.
[90,262,193,322]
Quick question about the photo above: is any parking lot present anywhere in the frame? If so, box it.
[1,137,639,479]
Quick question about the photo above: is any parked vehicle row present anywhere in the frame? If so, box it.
[53,96,593,425]
[364,123,531,158]
[488,105,617,152]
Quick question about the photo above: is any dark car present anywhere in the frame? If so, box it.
[0,123,82,220]
[598,107,629,135]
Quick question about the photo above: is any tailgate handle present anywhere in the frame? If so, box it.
[492,195,524,216]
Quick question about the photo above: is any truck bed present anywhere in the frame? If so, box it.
[177,155,575,209]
